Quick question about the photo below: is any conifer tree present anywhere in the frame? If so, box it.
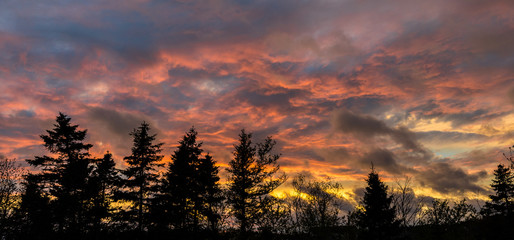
[355,166,397,240]
[18,174,52,239]
[155,127,222,231]
[89,152,120,232]
[482,164,514,216]
[120,122,164,232]
[227,129,286,235]
[197,154,223,231]
[25,112,94,234]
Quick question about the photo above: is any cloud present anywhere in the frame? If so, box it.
[1,0,514,202]
[417,131,488,144]
[361,148,414,175]
[86,106,150,138]
[509,87,514,105]
[332,109,425,153]
[418,162,487,194]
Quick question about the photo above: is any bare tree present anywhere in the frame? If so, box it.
[419,199,476,225]
[391,176,423,227]
[0,157,22,234]
[291,175,344,235]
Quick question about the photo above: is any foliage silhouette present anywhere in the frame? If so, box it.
[119,122,164,233]
[0,157,22,238]
[291,174,344,237]
[227,129,286,236]
[391,176,423,227]
[25,112,95,235]
[481,163,514,216]
[353,165,398,240]
[2,112,513,239]
[89,152,121,234]
[154,127,223,232]
[18,174,53,239]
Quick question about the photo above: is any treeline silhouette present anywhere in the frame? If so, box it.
[0,113,513,240]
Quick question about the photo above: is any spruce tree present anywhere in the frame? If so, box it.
[356,166,397,240]
[18,174,52,239]
[25,112,94,235]
[227,129,286,235]
[482,164,514,216]
[197,154,223,232]
[120,122,164,233]
[155,127,222,231]
[89,152,120,232]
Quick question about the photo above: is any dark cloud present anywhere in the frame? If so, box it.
[339,95,391,116]
[315,146,417,176]
[332,110,424,153]
[417,162,487,194]
[107,94,165,116]
[235,87,310,112]
[361,148,414,175]
[86,106,150,138]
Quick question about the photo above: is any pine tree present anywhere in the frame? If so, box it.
[120,122,164,233]
[155,127,222,231]
[18,174,52,239]
[227,129,286,235]
[25,112,94,235]
[157,127,202,230]
[482,164,514,216]
[356,166,397,240]
[89,152,120,233]
[197,154,223,232]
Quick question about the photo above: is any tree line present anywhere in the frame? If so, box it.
[0,112,513,239]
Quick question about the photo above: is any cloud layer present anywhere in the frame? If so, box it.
[0,0,513,200]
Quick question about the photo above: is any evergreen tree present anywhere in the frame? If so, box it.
[25,112,94,235]
[89,152,121,233]
[155,127,222,232]
[227,129,286,235]
[482,164,514,216]
[18,174,52,239]
[120,122,164,233]
[355,166,397,240]
[162,127,203,230]
[197,154,223,232]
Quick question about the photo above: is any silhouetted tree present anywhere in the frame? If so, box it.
[197,154,224,232]
[291,175,343,236]
[481,164,514,216]
[354,166,397,240]
[159,127,202,230]
[155,127,222,232]
[0,157,22,238]
[255,195,291,236]
[18,174,52,239]
[420,199,476,225]
[25,112,94,235]
[227,129,286,236]
[89,152,121,233]
[120,122,164,233]
[391,176,423,227]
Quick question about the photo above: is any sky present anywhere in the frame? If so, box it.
[0,0,513,203]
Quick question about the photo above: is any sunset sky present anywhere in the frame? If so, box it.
[1,0,513,204]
